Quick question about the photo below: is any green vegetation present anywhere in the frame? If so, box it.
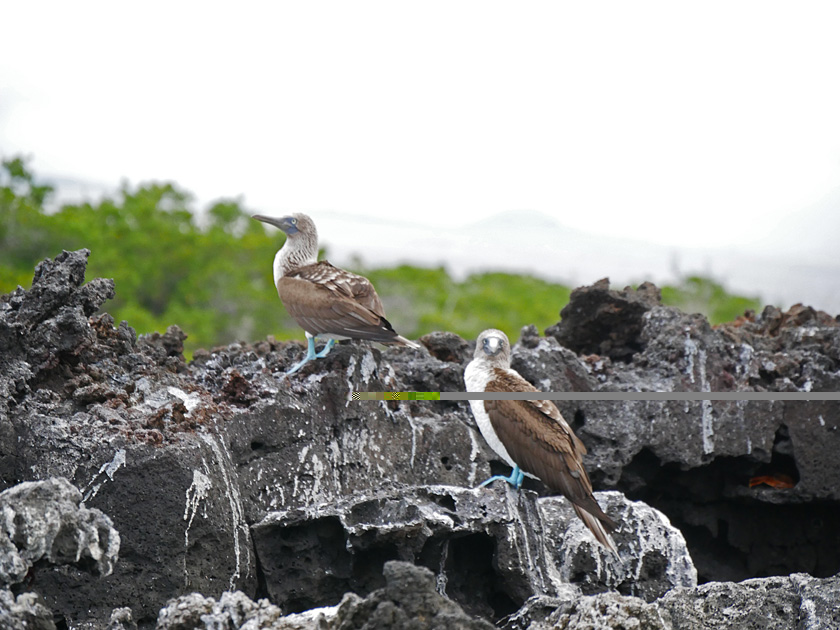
[660,276,761,324]
[365,266,572,343]
[1,156,762,356]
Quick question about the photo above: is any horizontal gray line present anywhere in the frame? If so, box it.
[440,392,840,401]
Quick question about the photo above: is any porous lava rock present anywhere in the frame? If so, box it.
[503,591,671,630]
[155,590,286,630]
[0,589,56,630]
[0,476,119,585]
[658,573,840,630]
[3,252,840,628]
[545,278,662,362]
[251,486,694,620]
[1,251,255,627]
[518,280,840,583]
[0,476,120,629]
[327,560,496,630]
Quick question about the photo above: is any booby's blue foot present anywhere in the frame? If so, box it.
[286,336,335,375]
[314,338,335,358]
[286,355,314,375]
[478,465,524,490]
[286,335,318,375]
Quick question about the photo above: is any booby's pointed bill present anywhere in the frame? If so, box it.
[254,212,420,374]
[252,214,301,234]
[464,329,618,554]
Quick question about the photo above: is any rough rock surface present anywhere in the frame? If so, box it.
[156,590,287,630]
[108,607,139,630]
[252,486,694,619]
[0,476,119,585]
[0,476,120,629]
[531,281,840,583]
[505,573,840,630]
[0,589,56,630]
[327,560,495,629]
[154,562,495,630]
[1,250,255,627]
[504,591,671,630]
[659,573,840,630]
[2,251,839,628]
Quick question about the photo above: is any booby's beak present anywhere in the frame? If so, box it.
[482,336,503,356]
[252,214,299,234]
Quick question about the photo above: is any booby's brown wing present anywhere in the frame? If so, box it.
[289,261,386,316]
[277,262,401,342]
[485,369,617,533]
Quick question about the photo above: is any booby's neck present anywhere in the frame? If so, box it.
[464,358,515,391]
[273,231,319,284]
[464,357,493,392]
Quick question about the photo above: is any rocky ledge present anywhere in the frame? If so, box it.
[0,250,838,629]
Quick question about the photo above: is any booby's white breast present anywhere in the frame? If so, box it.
[272,249,284,287]
[464,359,517,469]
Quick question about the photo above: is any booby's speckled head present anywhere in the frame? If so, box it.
[252,212,317,239]
[253,212,319,276]
[474,328,511,366]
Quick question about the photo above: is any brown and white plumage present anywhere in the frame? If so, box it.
[465,329,618,553]
[253,213,419,373]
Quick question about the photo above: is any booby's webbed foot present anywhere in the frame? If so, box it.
[314,338,335,358]
[478,465,524,490]
[286,337,336,374]
[286,335,319,375]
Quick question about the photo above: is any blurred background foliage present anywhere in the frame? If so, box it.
[1,156,762,357]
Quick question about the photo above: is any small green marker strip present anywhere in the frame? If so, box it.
[352,392,840,401]
[351,392,441,401]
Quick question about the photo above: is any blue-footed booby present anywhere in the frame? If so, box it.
[464,329,618,552]
[253,213,420,374]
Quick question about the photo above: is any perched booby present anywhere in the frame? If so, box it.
[464,329,618,552]
[253,213,420,374]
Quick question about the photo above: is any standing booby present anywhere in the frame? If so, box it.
[253,213,420,374]
[464,329,618,552]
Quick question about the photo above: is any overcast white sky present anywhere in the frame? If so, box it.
[2,2,840,258]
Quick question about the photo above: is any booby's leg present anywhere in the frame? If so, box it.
[315,338,335,358]
[478,465,524,490]
[511,466,525,489]
[286,333,319,375]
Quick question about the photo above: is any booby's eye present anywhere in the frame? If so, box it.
[290,218,297,224]
[482,336,502,355]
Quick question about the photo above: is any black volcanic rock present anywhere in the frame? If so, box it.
[658,573,840,630]
[0,477,119,585]
[503,592,671,630]
[2,252,840,628]
[155,590,285,630]
[0,590,56,630]
[0,251,256,627]
[0,477,119,630]
[545,279,662,362]
[251,486,694,620]
[519,280,840,584]
[330,561,496,630]
[418,331,472,364]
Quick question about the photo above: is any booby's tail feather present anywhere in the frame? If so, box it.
[573,504,619,555]
[393,335,422,349]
